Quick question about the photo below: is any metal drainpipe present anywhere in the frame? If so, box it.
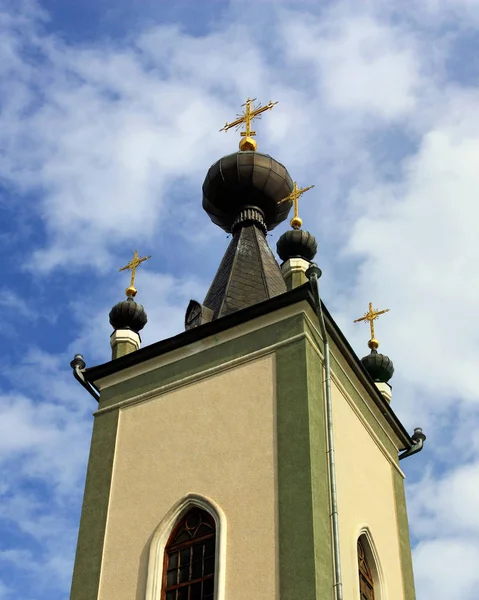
[306,264,343,600]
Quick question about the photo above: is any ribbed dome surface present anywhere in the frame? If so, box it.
[276,229,318,262]
[109,297,147,333]
[361,350,394,383]
[202,151,293,232]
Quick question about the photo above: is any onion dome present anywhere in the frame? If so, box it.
[361,345,394,383]
[109,296,147,333]
[353,302,393,383]
[201,151,292,320]
[202,151,293,233]
[277,228,318,262]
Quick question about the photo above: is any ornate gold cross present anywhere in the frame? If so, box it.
[220,97,278,151]
[278,181,315,229]
[119,250,151,297]
[354,302,390,349]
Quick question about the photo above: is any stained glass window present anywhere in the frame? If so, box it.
[162,508,216,600]
[358,539,375,600]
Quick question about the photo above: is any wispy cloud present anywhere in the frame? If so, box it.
[1,0,478,598]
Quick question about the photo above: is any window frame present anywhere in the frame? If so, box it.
[145,494,226,600]
[161,508,216,600]
[356,529,385,600]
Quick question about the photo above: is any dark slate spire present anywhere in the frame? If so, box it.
[202,151,293,319]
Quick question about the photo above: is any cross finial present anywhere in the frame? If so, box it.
[220,97,278,151]
[278,182,315,229]
[354,302,390,350]
[118,250,151,297]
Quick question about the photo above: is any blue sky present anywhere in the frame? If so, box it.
[1,0,479,598]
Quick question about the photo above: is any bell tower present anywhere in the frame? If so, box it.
[70,99,425,600]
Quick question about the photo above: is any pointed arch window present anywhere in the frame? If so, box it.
[358,539,375,600]
[162,507,216,600]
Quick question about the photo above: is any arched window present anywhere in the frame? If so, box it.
[358,539,375,600]
[161,507,216,600]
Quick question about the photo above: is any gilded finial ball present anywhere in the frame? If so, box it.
[290,216,303,229]
[368,338,379,350]
[126,286,137,298]
[239,136,257,152]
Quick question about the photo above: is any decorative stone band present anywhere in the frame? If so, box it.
[110,329,141,360]
[232,206,267,234]
[280,257,311,290]
[375,381,392,403]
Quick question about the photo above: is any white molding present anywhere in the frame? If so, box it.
[302,314,406,461]
[96,302,312,390]
[330,368,405,477]
[94,332,307,416]
[280,257,310,282]
[375,381,392,404]
[145,493,227,600]
[355,526,387,600]
[301,330,405,476]
[110,329,141,349]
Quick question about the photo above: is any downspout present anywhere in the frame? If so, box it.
[399,427,426,461]
[70,354,100,402]
[306,264,343,600]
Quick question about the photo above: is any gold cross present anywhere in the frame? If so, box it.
[220,97,278,151]
[118,250,151,297]
[354,302,390,349]
[278,182,315,229]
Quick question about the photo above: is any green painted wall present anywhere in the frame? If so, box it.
[393,469,417,600]
[276,339,333,599]
[70,410,119,600]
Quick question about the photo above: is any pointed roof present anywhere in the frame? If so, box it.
[203,223,286,319]
[200,150,293,321]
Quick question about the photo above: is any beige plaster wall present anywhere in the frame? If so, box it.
[98,355,278,600]
[332,380,405,600]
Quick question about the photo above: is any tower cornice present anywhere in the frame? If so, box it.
[81,284,414,453]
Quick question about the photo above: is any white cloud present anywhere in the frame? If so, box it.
[283,13,422,119]
[409,461,479,538]
[1,0,479,598]
[414,538,479,598]
[341,94,479,407]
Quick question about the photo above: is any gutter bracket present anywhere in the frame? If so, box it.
[399,427,426,461]
[70,354,100,402]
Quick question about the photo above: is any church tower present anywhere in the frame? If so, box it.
[69,98,425,600]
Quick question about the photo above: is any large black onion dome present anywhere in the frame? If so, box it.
[361,349,394,383]
[202,151,294,232]
[109,297,147,333]
[277,229,318,262]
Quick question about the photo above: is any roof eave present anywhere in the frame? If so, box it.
[83,283,413,451]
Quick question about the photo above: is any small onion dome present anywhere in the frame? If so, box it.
[109,297,147,333]
[361,349,394,383]
[276,229,318,262]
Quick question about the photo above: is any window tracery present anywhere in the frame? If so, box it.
[358,539,375,600]
[162,508,216,600]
